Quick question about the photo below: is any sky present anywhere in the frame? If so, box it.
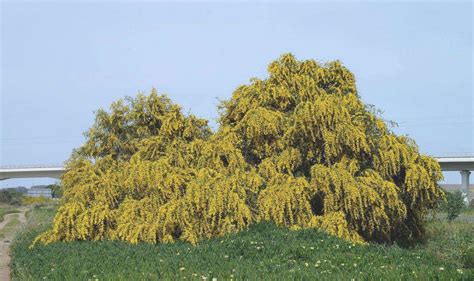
[0,0,472,187]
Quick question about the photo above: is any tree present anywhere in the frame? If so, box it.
[34,54,444,247]
[441,191,464,221]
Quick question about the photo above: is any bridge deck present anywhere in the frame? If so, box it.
[0,166,65,180]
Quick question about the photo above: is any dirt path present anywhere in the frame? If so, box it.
[0,208,28,281]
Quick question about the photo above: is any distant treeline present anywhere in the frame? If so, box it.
[0,184,62,205]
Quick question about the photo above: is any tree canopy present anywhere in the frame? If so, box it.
[35,54,444,246]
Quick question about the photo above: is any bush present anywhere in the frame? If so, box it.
[441,191,465,221]
[0,190,13,204]
[34,54,444,247]
[47,184,63,198]
[0,189,24,206]
[21,196,52,206]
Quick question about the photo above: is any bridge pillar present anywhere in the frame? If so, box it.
[460,170,471,205]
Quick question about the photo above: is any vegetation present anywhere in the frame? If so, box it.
[20,196,52,206]
[0,205,19,222]
[19,204,58,233]
[47,184,63,198]
[463,247,474,269]
[34,54,444,247]
[0,213,21,239]
[0,188,53,207]
[0,189,24,206]
[11,204,474,280]
[440,191,465,221]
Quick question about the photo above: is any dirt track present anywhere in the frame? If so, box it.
[0,208,27,281]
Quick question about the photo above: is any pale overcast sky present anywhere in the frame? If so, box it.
[1,1,472,187]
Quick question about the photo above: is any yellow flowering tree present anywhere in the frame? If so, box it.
[35,54,443,246]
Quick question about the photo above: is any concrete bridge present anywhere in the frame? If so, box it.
[1,155,473,203]
[0,165,65,181]
[436,156,473,204]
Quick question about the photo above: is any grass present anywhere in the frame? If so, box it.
[462,207,474,217]
[0,205,19,222]
[0,214,21,239]
[23,203,57,229]
[9,205,474,281]
[421,220,474,270]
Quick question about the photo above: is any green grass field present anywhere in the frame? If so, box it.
[9,205,474,280]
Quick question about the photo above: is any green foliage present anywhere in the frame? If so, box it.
[0,190,13,203]
[469,198,474,209]
[35,54,444,247]
[441,191,465,221]
[47,184,63,198]
[0,189,23,206]
[0,189,53,206]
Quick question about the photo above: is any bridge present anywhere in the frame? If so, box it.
[435,156,473,204]
[1,155,473,203]
[0,165,65,181]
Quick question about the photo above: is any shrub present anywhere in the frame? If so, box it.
[47,184,63,198]
[21,196,53,206]
[0,190,13,204]
[0,189,24,206]
[34,54,444,247]
[441,191,465,221]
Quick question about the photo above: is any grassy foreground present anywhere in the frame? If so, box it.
[10,205,474,280]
